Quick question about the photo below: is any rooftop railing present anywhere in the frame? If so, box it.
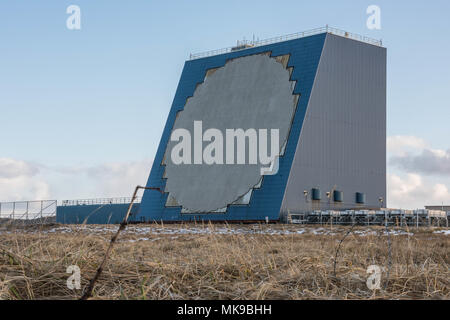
[60,197,142,207]
[189,26,383,61]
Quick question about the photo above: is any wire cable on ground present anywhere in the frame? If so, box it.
[80,185,163,300]
[333,223,357,278]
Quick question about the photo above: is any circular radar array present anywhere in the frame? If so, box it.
[163,53,298,213]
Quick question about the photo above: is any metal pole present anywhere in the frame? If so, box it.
[416,211,419,229]
[81,185,164,300]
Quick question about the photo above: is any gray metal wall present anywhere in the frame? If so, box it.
[281,34,386,214]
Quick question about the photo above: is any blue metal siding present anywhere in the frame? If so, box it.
[56,203,140,224]
[136,34,326,222]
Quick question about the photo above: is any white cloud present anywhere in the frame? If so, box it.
[433,183,450,200]
[390,147,450,176]
[0,158,153,202]
[85,160,153,198]
[0,158,39,179]
[387,135,450,208]
[42,159,153,201]
[387,173,450,209]
[387,135,427,156]
[0,158,50,201]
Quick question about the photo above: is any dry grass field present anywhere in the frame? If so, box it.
[0,223,448,300]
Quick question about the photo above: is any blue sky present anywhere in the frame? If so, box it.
[0,0,449,208]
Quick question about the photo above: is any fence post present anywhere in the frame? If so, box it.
[384,211,388,228]
[416,211,419,229]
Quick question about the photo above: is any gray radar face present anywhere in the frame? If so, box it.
[163,53,298,213]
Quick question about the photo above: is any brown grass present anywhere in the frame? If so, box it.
[0,224,448,300]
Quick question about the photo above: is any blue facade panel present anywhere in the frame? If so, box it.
[56,203,140,224]
[136,34,326,222]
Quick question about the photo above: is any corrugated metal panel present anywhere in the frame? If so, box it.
[281,33,387,213]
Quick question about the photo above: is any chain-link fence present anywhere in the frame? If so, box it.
[0,200,57,225]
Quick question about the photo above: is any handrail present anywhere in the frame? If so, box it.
[59,197,143,207]
[189,26,383,60]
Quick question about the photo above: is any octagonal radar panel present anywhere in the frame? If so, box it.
[162,53,299,213]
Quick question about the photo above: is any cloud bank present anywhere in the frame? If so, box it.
[0,158,152,202]
[390,149,450,176]
[388,173,450,209]
[0,158,50,201]
[386,136,450,208]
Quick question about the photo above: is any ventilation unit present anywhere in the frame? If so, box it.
[333,190,343,202]
[312,188,321,200]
